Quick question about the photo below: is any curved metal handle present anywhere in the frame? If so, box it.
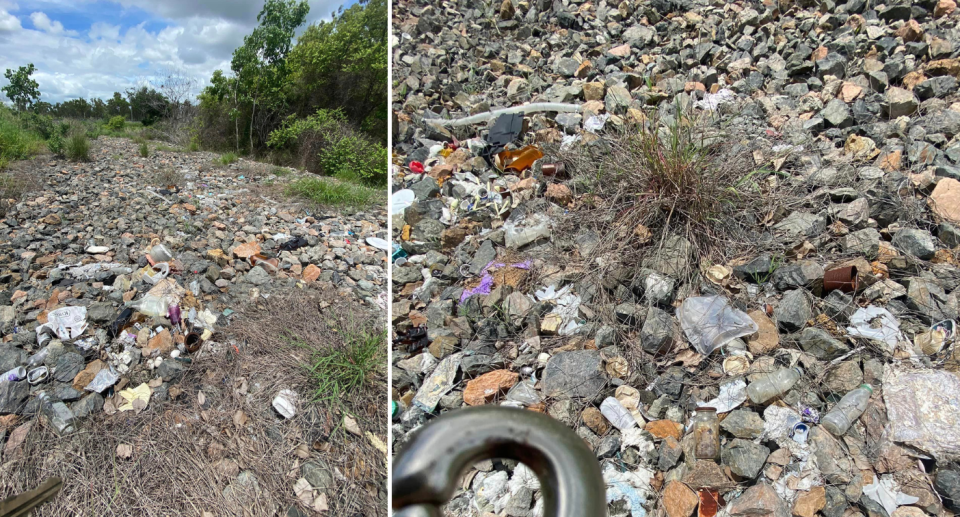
[392,406,606,517]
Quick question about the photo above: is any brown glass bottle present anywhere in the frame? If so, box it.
[692,407,720,460]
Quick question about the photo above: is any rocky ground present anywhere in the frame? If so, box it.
[0,137,388,515]
[391,0,960,516]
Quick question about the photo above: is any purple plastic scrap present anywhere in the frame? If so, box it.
[459,260,533,303]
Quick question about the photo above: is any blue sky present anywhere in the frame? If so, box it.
[0,0,352,104]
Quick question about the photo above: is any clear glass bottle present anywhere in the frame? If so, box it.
[746,367,803,404]
[692,407,720,460]
[821,384,873,436]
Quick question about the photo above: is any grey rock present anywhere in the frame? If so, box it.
[641,235,692,277]
[939,222,960,248]
[916,76,957,100]
[799,328,851,360]
[302,460,334,490]
[823,486,848,517]
[53,352,84,382]
[0,380,28,414]
[905,277,957,324]
[0,306,14,334]
[542,351,605,398]
[719,410,766,439]
[721,439,770,479]
[843,228,881,259]
[822,99,854,128]
[809,426,855,483]
[0,346,24,373]
[886,87,918,118]
[828,198,870,226]
[774,289,813,332]
[244,266,271,286]
[87,302,115,324]
[156,360,185,382]
[773,212,826,237]
[936,467,960,511]
[733,254,776,283]
[640,306,676,355]
[393,266,422,285]
[643,272,675,306]
[823,360,863,393]
[771,261,823,291]
[893,228,937,259]
[822,290,855,324]
[71,393,104,418]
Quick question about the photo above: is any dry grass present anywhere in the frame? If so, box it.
[0,170,31,217]
[0,290,386,517]
[151,166,186,187]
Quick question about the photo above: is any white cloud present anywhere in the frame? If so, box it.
[0,0,346,104]
[0,8,21,31]
[29,10,67,33]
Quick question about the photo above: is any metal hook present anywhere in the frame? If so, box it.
[392,406,606,517]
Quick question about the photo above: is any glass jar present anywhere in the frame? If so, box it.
[692,407,720,460]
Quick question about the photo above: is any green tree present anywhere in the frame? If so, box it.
[231,0,309,153]
[107,92,130,118]
[2,64,41,112]
[288,0,387,140]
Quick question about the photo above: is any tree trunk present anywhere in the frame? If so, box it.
[249,98,256,156]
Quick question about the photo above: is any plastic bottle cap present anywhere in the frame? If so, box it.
[860,384,873,393]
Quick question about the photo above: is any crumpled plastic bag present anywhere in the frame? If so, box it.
[883,367,960,461]
[535,284,582,336]
[36,306,88,344]
[678,296,758,355]
[846,305,903,349]
[862,476,919,515]
[699,378,747,413]
[695,88,736,110]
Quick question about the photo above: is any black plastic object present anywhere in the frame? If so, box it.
[483,113,523,165]
[392,406,606,517]
[393,326,429,352]
[279,236,308,252]
[108,308,134,338]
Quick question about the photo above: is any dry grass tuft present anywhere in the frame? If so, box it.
[0,289,386,517]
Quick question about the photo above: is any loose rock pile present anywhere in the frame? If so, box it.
[391,0,960,515]
[0,138,386,444]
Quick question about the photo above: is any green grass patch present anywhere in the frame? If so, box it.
[298,325,386,404]
[0,112,43,169]
[217,152,238,166]
[139,142,149,157]
[155,145,178,152]
[286,177,380,208]
[65,134,91,162]
[271,166,291,177]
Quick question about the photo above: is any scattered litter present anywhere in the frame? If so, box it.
[272,389,298,419]
[584,114,609,133]
[600,396,637,430]
[678,296,758,356]
[694,89,736,110]
[884,368,960,461]
[36,306,88,344]
[846,305,903,349]
[862,476,919,516]
[698,378,747,413]
[117,383,152,412]
[84,367,119,393]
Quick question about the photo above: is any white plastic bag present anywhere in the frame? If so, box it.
[37,306,88,343]
[678,296,758,355]
[846,306,902,349]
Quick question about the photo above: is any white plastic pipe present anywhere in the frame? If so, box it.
[427,103,583,127]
